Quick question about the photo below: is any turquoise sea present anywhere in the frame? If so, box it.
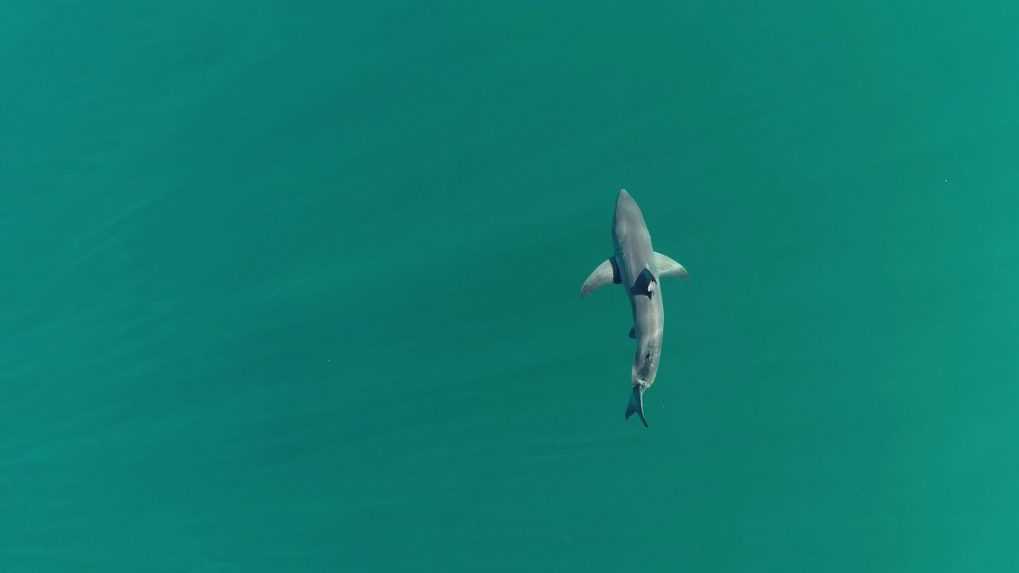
[3,2,1018,571]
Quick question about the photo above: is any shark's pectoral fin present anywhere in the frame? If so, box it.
[628,326,636,339]
[580,257,621,297]
[653,252,688,279]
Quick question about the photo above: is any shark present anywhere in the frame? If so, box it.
[581,189,688,427]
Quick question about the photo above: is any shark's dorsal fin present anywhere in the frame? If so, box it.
[580,257,621,297]
[628,326,636,339]
[653,252,688,279]
[630,268,657,299]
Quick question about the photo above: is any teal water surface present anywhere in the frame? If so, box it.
[3,2,1019,571]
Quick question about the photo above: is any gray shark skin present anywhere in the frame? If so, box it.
[581,189,688,427]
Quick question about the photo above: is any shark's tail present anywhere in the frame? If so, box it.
[625,385,648,427]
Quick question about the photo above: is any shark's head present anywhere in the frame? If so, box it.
[632,337,661,390]
[614,188,642,230]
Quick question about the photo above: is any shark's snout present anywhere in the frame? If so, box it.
[616,188,636,209]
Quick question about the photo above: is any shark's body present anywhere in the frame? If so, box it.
[581,189,687,427]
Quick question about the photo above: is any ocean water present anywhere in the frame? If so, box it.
[3,2,1019,571]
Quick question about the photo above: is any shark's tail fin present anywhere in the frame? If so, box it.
[625,385,648,427]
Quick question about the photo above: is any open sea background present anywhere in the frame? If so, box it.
[3,1,1018,571]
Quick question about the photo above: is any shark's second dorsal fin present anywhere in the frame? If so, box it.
[629,268,657,299]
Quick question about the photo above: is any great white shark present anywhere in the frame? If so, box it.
[581,189,687,427]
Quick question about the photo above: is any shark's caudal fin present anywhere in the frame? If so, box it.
[653,252,688,279]
[625,386,648,427]
[580,257,621,297]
